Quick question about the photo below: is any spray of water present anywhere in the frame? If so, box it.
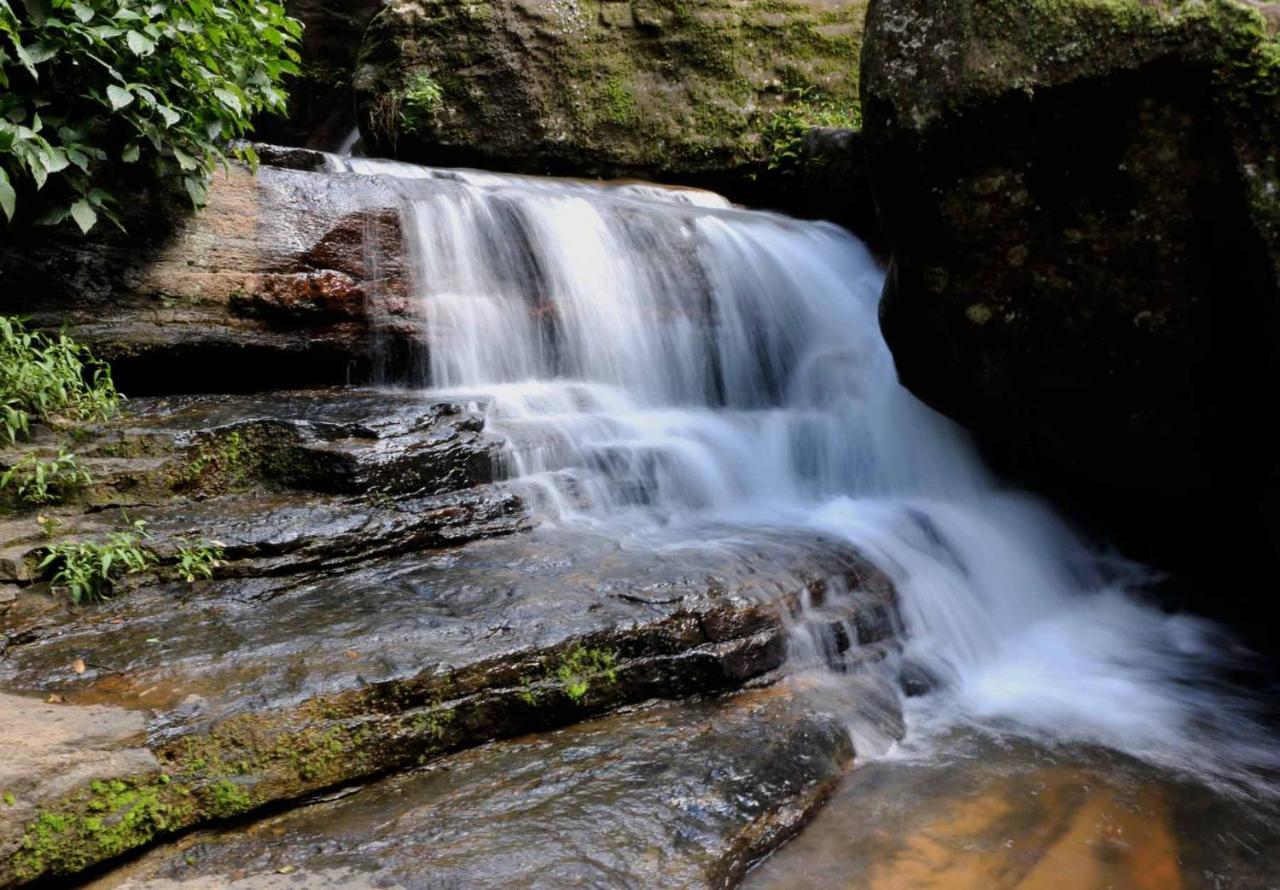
[330,156,1279,795]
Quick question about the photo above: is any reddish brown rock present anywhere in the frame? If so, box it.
[0,154,416,393]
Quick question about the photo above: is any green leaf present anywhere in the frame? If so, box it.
[183,174,207,207]
[171,146,197,170]
[121,142,140,163]
[71,2,93,22]
[212,88,241,115]
[126,30,155,56]
[106,84,133,110]
[69,198,96,233]
[0,168,14,222]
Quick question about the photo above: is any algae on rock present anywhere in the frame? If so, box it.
[354,0,868,187]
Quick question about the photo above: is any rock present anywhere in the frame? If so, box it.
[0,693,158,870]
[0,525,896,885]
[861,0,1280,609]
[253,0,386,150]
[0,158,416,394]
[83,683,878,890]
[353,0,872,224]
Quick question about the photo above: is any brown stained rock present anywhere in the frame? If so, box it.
[0,160,415,393]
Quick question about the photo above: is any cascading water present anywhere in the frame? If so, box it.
[332,155,1279,796]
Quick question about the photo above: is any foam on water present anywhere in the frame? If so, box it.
[330,154,1280,795]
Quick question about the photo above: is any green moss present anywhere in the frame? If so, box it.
[555,646,619,703]
[360,0,867,174]
[170,429,261,495]
[10,776,195,882]
[207,779,252,817]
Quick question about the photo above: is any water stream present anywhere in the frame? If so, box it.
[329,154,1280,876]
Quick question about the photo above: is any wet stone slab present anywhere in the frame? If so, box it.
[0,526,896,886]
[88,681,890,890]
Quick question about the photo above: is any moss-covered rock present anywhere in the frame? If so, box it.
[353,0,867,196]
[861,0,1280,606]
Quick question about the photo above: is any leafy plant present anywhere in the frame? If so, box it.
[0,449,91,504]
[38,518,154,603]
[761,87,861,172]
[171,536,223,583]
[0,0,303,232]
[0,315,119,444]
[398,70,443,134]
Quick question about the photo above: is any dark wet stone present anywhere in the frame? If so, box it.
[860,0,1280,641]
[89,684,868,890]
[0,525,895,885]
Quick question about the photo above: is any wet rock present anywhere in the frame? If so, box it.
[0,693,157,870]
[861,0,1280,624]
[353,0,869,221]
[0,526,895,885]
[0,160,413,394]
[86,684,867,890]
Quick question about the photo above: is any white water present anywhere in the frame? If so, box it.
[332,156,1279,794]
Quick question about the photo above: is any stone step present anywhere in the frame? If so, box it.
[0,526,897,886]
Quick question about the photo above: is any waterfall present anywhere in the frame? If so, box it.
[331,156,1279,794]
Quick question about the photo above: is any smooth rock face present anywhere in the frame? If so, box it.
[0,159,413,393]
[861,0,1280,598]
[87,684,879,890]
[353,0,868,216]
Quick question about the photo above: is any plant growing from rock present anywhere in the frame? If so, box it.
[761,87,861,172]
[171,537,224,583]
[0,449,91,504]
[0,316,119,443]
[0,0,302,232]
[38,518,154,604]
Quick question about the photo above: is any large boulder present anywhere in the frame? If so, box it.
[352,0,871,222]
[0,149,417,393]
[861,0,1280,593]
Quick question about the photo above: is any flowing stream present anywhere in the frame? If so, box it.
[330,155,1280,875]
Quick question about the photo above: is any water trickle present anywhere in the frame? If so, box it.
[330,155,1279,794]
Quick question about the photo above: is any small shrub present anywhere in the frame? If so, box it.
[0,316,120,444]
[39,519,154,604]
[398,70,444,134]
[0,449,91,504]
[171,537,224,583]
[761,87,861,172]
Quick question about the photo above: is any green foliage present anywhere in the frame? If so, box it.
[171,537,224,583]
[0,0,302,232]
[0,449,91,504]
[762,87,861,172]
[38,518,154,604]
[0,315,119,444]
[398,70,443,134]
[555,646,618,703]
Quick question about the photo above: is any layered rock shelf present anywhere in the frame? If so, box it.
[0,388,898,886]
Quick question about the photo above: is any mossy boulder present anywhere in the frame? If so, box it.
[861,0,1280,599]
[353,0,867,207]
